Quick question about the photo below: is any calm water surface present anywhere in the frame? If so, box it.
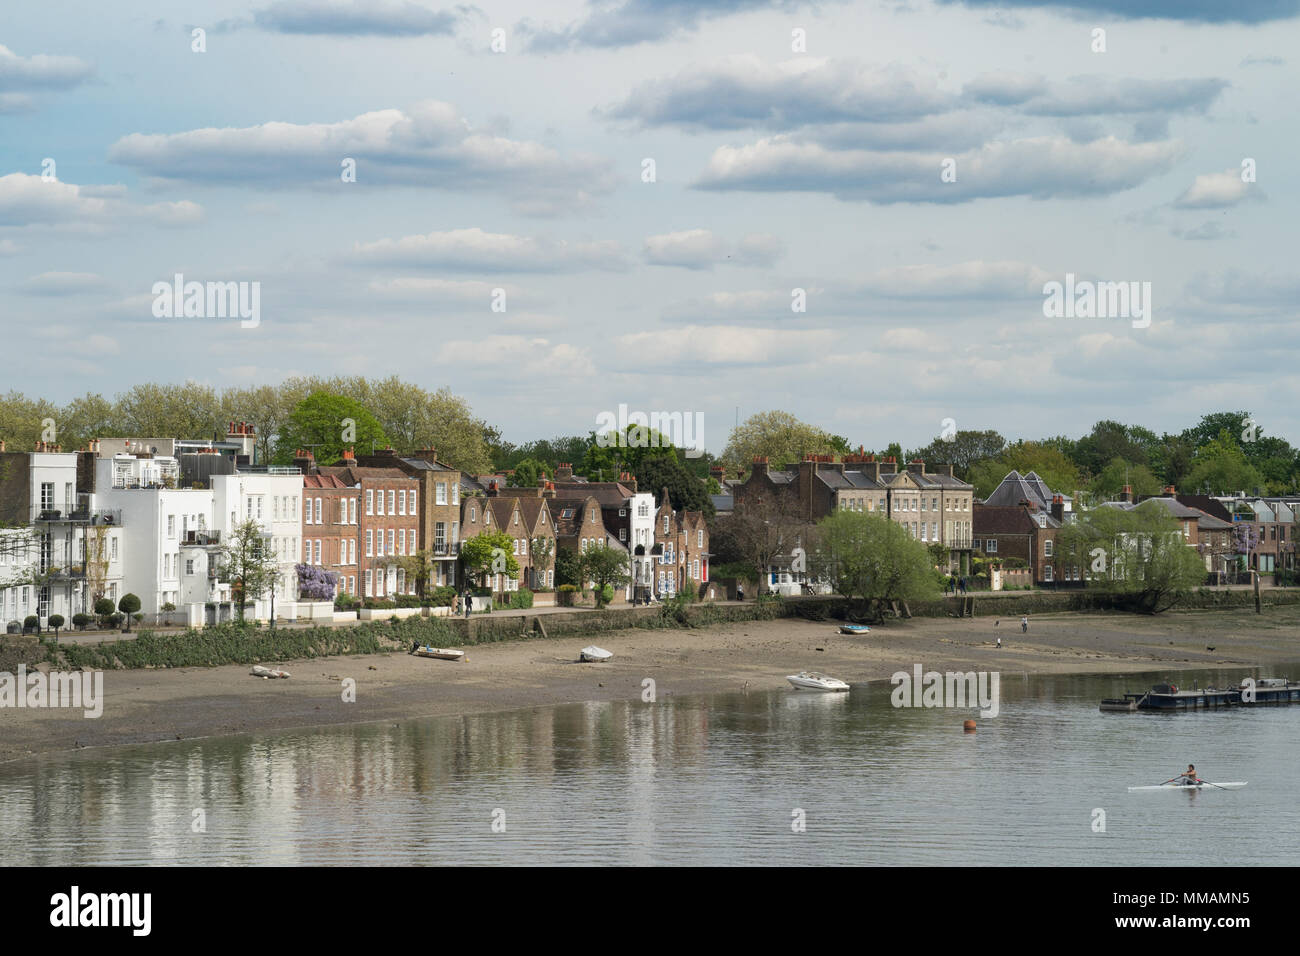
[2,667,1297,865]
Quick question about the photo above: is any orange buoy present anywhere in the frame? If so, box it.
[963,719,977,733]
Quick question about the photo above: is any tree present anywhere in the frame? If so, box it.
[93,596,115,626]
[715,491,806,584]
[48,614,64,637]
[966,441,1085,499]
[636,453,714,518]
[810,511,941,618]
[1184,431,1265,496]
[580,425,679,481]
[721,411,843,476]
[1056,501,1207,613]
[219,519,282,621]
[530,536,555,588]
[1090,458,1163,501]
[554,545,581,588]
[460,530,519,588]
[118,593,141,632]
[274,392,388,464]
[507,458,550,488]
[908,429,1006,479]
[1072,420,1156,476]
[392,549,434,597]
[578,543,630,607]
[114,382,224,440]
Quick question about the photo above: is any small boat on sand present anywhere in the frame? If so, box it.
[251,665,290,679]
[839,624,871,635]
[1128,782,1247,792]
[580,645,613,662]
[786,671,850,692]
[411,644,465,661]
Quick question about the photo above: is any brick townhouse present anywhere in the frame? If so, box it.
[651,488,710,597]
[973,497,1065,584]
[299,461,360,598]
[317,452,419,600]
[354,447,463,590]
[736,452,974,573]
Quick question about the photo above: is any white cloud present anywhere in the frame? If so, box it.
[642,229,784,269]
[0,173,202,231]
[351,227,629,272]
[0,44,93,91]
[1175,168,1258,208]
[18,272,110,295]
[108,102,615,215]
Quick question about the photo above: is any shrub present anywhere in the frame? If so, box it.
[557,584,577,607]
[48,614,65,635]
[394,594,422,608]
[23,615,40,633]
[93,597,115,618]
[510,588,534,609]
[334,594,360,610]
[118,593,142,632]
[427,586,457,607]
[72,613,91,630]
[364,599,397,610]
[109,613,125,627]
[161,602,176,612]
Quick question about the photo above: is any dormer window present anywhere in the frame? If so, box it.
[1037,514,1047,528]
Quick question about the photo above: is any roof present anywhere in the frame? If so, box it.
[1134,496,1203,520]
[317,464,414,485]
[1188,507,1233,531]
[303,474,352,490]
[550,480,635,507]
[983,470,1068,510]
[711,494,734,512]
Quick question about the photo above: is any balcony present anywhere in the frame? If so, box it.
[183,530,222,546]
[945,534,974,550]
[32,506,122,525]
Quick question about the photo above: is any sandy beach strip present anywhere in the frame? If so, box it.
[2,605,1297,764]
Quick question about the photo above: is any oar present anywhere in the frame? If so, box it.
[1157,776,1180,786]
[1196,780,1230,790]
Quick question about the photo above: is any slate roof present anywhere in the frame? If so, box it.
[303,473,351,489]
[710,493,733,512]
[983,470,1068,509]
[974,504,1060,534]
[318,464,412,485]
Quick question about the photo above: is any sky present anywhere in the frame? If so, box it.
[1,0,1296,457]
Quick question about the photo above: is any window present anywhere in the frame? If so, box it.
[387,529,395,554]
[513,539,519,555]
[663,516,670,533]
[364,569,372,595]
[409,490,417,515]
[349,498,357,524]
[985,539,998,553]
[314,498,322,523]
[274,497,280,520]
[167,515,176,537]
[1044,565,1054,582]
[366,490,374,515]
[435,522,446,553]
[619,527,627,541]
[436,482,447,506]
[315,539,322,564]
[513,511,519,525]
[40,483,55,511]
[387,491,395,514]
[398,493,406,516]
[366,530,373,557]
[521,538,528,556]
[470,506,477,522]
[697,530,703,547]
[399,529,406,555]
[452,484,459,506]
[921,498,927,512]
[1044,539,1053,557]
[932,498,938,511]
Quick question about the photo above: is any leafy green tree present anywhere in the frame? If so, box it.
[1072,420,1157,476]
[810,511,940,617]
[966,441,1084,499]
[530,536,555,587]
[460,530,519,588]
[117,593,141,632]
[1184,431,1266,495]
[554,546,582,588]
[908,429,1006,479]
[636,453,714,518]
[1090,458,1164,501]
[721,411,843,476]
[274,392,388,465]
[507,458,550,488]
[578,543,630,607]
[1056,501,1208,613]
[219,519,282,621]
[47,614,64,637]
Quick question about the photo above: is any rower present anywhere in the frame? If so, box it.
[1178,764,1198,786]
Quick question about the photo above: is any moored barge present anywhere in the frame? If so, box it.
[1101,678,1300,712]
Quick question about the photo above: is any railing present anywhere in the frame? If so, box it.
[182,530,222,546]
[944,534,973,549]
[32,507,122,525]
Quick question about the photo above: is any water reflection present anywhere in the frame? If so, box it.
[0,666,1296,865]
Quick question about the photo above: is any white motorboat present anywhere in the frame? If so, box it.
[251,665,290,679]
[786,671,850,692]
[580,645,613,662]
[411,644,465,661]
[1127,782,1247,791]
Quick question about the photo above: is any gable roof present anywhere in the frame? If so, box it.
[983,470,1068,509]
[974,503,1059,534]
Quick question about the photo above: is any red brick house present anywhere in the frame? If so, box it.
[299,463,360,597]
[318,452,419,600]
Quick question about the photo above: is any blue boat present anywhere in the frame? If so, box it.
[839,624,871,635]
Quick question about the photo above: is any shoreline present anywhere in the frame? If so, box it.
[3,605,1299,765]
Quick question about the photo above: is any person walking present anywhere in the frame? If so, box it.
[463,591,473,619]
[1020,615,1028,633]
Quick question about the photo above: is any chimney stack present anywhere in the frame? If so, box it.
[556,462,574,481]
[487,479,500,497]
[907,459,925,476]
[342,448,355,461]
[411,448,438,464]
[1121,485,1133,504]
[751,456,770,478]
[543,480,556,499]
[293,448,315,475]
[1051,494,1064,523]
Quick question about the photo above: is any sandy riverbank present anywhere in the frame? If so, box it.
[2,605,1298,764]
